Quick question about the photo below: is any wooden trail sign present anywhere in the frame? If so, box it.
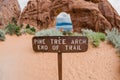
[32,36,88,80]
[32,36,88,53]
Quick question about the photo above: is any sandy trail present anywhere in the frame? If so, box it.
[0,35,120,80]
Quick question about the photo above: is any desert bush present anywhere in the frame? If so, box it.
[62,31,82,36]
[25,24,36,35]
[82,29,106,47]
[4,23,21,36]
[26,24,30,29]
[35,29,83,36]
[30,27,36,32]
[25,28,36,35]
[71,32,82,36]
[62,31,73,36]
[35,29,63,36]
[0,29,5,41]
[106,28,120,53]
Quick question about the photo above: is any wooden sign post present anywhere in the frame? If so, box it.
[32,36,88,80]
[58,52,62,80]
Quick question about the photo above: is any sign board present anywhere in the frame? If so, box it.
[32,36,88,53]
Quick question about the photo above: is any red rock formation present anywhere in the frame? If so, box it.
[19,0,52,29]
[19,0,120,32]
[98,0,120,30]
[0,0,21,29]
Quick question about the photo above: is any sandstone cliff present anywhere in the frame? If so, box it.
[0,0,21,29]
[19,0,120,32]
[19,0,52,29]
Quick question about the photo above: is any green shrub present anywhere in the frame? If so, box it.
[35,29,63,36]
[35,29,82,36]
[62,31,82,36]
[26,24,30,29]
[62,31,73,36]
[0,29,5,41]
[106,28,120,53]
[82,29,106,47]
[25,28,35,35]
[25,24,36,35]
[30,27,36,32]
[4,23,21,36]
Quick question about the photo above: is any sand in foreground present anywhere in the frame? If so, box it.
[0,35,120,80]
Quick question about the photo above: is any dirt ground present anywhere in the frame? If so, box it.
[0,35,120,80]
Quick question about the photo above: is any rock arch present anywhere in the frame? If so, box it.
[19,0,120,32]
